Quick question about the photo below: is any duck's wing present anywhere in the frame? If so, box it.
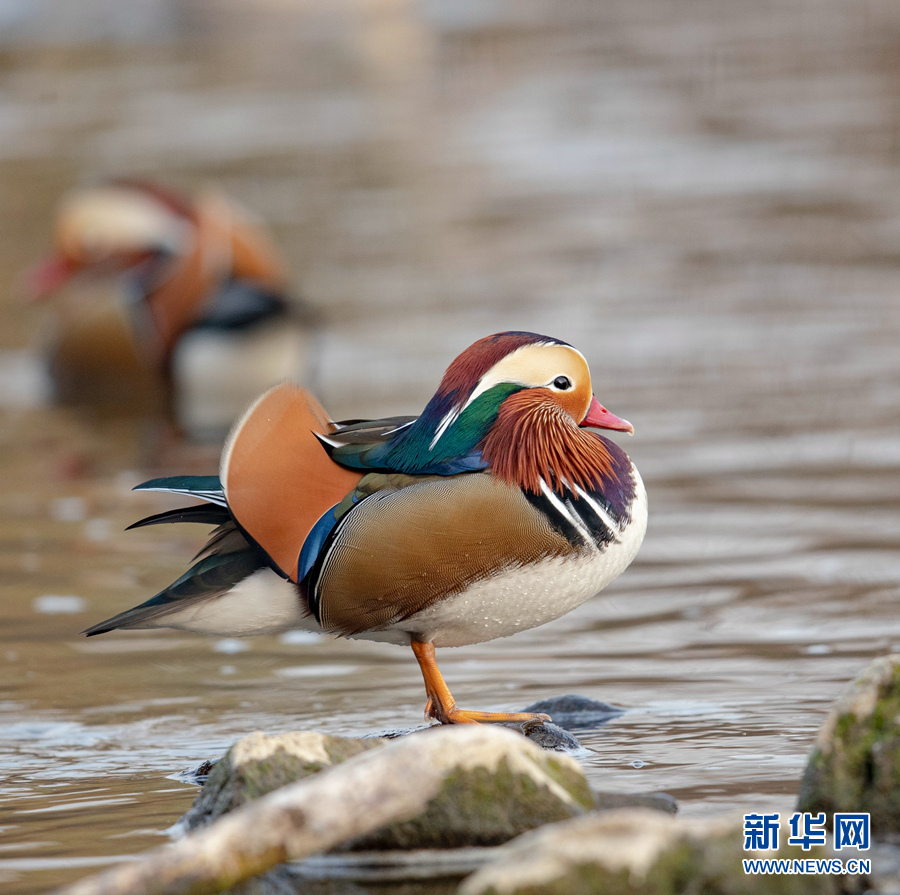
[86,384,366,637]
[313,416,415,468]
[305,472,575,638]
[318,416,488,476]
[220,383,363,582]
[330,416,418,439]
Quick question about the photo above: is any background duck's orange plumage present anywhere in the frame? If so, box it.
[220,384,362,580]
[482,389,616,495]
[141,191,290,361]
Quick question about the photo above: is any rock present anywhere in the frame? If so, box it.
[345,724,595,850]
[459,809,838,895]
[181,730,384,830]
[175,759,216,786]
[379,720,587,754]
[592,790,677,815]
[371,695,623,753]
[58,726,598,895]
[798,653,900,832]
[514,720,586,754]
[180,724,595,851]
[863,841,900,895]
[522,694,625,730]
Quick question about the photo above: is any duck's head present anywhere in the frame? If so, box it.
[381,331,632,485]
[25,182,192,300]
[435,331,632,436]
[421,331,631,452]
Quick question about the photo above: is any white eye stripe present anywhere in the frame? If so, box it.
[459,341,563,414]
[428,342,588,452]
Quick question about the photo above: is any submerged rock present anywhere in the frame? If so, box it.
[592,790,677,815]
[798,653,900,832]
[377,719,586,754]
[175,758,216,786]
[514,720,586,754]
[522,694,625,730]
[181,730,384,830]
[377,695,623,753]
[460,809,837,895]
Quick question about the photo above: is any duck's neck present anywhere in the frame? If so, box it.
[380,383,518,473]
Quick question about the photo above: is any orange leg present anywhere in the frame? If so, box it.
[411,640,551,726]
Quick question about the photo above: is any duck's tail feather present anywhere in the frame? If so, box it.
[84,517,313,638]
[133,475,226,507]
[125,502,231,530]
[81,546,265,636]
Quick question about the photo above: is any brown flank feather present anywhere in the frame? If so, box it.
[481,389,616,495]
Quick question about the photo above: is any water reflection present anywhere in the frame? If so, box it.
[2,0,900,892]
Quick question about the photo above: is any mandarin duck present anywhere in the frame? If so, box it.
[84,332,647,725]
[26,180,315,437]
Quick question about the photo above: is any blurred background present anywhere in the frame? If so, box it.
[2,0,900,892]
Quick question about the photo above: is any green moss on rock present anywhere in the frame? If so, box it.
[181,725,594,851]
[351,755,591,850]
[798,654,900,832]
[542,756,596,810]
[181,731,384,830]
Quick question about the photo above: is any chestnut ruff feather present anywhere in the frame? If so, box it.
[482,389,617,495]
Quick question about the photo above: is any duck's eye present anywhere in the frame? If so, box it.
[552,376,572,390]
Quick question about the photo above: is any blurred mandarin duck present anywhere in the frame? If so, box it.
[26,180,315,438]
[84,332,647,725]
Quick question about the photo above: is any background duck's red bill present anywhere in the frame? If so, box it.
[580,396,634,434]
[24,254,76,301]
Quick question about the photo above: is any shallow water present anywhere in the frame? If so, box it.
[2,1,900,892]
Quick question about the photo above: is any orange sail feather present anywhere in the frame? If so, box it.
[221,384,362,580]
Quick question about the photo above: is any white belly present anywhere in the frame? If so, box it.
[368,471,648,649]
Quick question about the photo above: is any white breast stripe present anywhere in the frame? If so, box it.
[539,478,594,548]
[573,484,622,538]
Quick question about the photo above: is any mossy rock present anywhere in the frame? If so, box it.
[181,730,385,830]
[798,654,900,832]
[460,810,839,895]
[348,742,595,850]
[181,725,595,852]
